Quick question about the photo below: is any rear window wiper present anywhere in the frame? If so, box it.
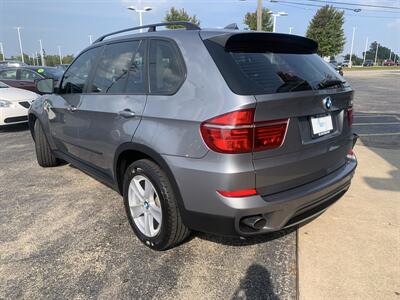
[317,79,346,89]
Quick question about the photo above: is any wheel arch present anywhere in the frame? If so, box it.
[114,143,188,223]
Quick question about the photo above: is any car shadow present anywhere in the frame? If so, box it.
[231,264,280,300]
[0,123,29,132]
[195,227,296,247]
[353,112,400,192]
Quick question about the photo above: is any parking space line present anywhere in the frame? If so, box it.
[353,122,400,125]
[354,115,400,121]
[357,132,400,136]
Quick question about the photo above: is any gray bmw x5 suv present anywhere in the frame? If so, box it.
[29,22,357,250]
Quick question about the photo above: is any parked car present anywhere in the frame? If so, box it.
[329,61,344,76]
[0,60,28,68]
[29,22,357,250]
[383,59,395,66]
[0,81,39,126]
[0,66,63,94]
[341,60,350,67]
[56,64,69,71]
[363,59,374,67]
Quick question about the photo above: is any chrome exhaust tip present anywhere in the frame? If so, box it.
[241,215,267,230]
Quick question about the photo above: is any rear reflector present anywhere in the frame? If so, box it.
[347,107,353,127]
[200,108,288,154]
[217,189,257,197]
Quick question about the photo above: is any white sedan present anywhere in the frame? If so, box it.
[0,81,39,126]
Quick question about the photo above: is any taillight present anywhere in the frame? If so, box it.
[347,107,353,127]
[200,108,288,154]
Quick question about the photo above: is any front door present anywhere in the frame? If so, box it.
[71,40,147,176]
[48,46,101,157]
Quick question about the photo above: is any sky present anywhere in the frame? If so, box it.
[0,0,399,60]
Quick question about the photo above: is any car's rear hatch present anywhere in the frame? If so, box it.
[201,31,354,196]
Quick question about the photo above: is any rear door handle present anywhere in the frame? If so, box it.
[118,109,136,118]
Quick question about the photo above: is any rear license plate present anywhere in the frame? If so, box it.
[311,114,333,137]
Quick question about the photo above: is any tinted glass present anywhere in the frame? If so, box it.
[20,69,42,81]
[0,69,17,80]
[204,40,344,95]
[90,41,142,94]
[125,40,146,94]
[149,40,184,94]
[60,47,100,94]
[36,68,64,80]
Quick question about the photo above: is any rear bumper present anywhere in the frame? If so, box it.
[176,157,357,236]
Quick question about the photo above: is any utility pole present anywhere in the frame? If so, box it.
[349,27,356,68]
[257,0,262,31]
[39,39,45,66]
[58,45,62,64]
[15,27,24,63]
[374,43,379,66]
[0,42,4,61]
[362,37,368,66]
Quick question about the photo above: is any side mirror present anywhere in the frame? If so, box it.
[36,78,54,94]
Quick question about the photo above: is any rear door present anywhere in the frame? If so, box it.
[71,39,147,175]
[0,68,18,88]
[202,32,354,195]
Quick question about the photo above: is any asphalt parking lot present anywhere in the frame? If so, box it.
[0,70,399,299]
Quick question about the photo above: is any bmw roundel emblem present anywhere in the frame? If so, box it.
[323,97,333,110]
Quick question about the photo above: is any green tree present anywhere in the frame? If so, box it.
[163,7,200,29]
[244,8,273,31]
[363,41,398,65]
[306,5,345,57]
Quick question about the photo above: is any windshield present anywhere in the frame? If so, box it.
[0,81,9,88]
[35,68,64,80]
[204,40,345,95]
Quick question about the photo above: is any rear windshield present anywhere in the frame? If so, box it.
[204,40,344,95]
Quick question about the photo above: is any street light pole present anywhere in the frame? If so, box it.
[58,46,63,64]
[127,6,153,32]
[35,51,39,66]
[257,0,263,31]
[362,36,368,66]
[15,27,24,63]
[289,27,294,34]
[349,27,356,68]
[32,53,36,66]
[374,43,379,66]
[39,39,45,66]
[270,12,288,33]
[0,42,4,61]
[89,35,93,44]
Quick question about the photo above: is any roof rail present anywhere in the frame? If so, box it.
[94,22,201,43]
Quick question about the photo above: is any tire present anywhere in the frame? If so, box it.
[34,120,59,167]
[123,159,190,250]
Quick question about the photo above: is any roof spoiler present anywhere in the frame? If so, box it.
[205,32,318,54]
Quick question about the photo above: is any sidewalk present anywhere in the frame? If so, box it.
[298,143,400,299]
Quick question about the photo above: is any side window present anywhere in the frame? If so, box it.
[0,69,17,80]
[20,69,42,81]
[60,47,100,94]
[149,39,185,94]
[90,40,144,94]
